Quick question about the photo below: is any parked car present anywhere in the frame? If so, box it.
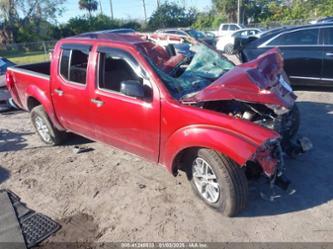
[310,16,333,24]
[238,23,333,87]
[218,23,245,37]
[155,28,216,45]
[0,57,15,111]
[7,32,300,216]
[216,28,262,54]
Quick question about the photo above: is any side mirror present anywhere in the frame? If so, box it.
[120,79,145,99]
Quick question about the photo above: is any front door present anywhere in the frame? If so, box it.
[51,43,95,138]
[91,46,160,162]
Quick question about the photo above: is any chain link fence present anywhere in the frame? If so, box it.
[0,41,57,65]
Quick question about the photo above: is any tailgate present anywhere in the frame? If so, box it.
[6,66,50,110]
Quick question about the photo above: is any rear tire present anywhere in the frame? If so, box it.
[224,44,234,55]
[187,148,248,217]
[31,105,66,145]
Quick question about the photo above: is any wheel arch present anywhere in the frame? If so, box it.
[27,96,41,111]
[162,125,260,175]
[25,85,64,130]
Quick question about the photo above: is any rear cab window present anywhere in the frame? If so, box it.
[59,44,91,85]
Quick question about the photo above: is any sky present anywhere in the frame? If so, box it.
[58,0,212,23]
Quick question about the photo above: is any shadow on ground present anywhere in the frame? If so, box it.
[0,129,33,152]
[0,166,10,184]
[241,101,333,217]
[63,133,94,146]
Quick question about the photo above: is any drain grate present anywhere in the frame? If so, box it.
[0,190,61,248]
[21,213,61,248]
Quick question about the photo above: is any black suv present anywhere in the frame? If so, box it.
[239,23,333,87]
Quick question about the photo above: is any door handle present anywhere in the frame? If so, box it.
[91,98,104,107]
[54,89,64,96]
[326,52,333,57]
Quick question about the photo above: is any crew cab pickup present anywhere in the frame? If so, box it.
[6,32,300,216]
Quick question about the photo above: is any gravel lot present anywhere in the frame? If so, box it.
[0,89,332,243]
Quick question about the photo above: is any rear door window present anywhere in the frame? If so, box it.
[222,25,229,31]
[59,45,90,85]
[322,27,333,45]
[269,28,319,46]
[229,25,239,31]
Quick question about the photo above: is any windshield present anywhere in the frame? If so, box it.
[140,43,234,99]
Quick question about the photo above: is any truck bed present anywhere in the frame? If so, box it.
[10,62,51,78]
[7,62,51,110]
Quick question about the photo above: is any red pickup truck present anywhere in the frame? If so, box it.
[6,32,300,216]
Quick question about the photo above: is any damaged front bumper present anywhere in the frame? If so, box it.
[251,136,312,200]
[253,138,285,178]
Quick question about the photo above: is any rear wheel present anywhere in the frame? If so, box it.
[224,44,234,55]
[187,148,248,217]
[31,105,66,145]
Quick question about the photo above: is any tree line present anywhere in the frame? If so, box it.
[0,0,332,45]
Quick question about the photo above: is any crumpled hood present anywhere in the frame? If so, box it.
[181,48,297,109]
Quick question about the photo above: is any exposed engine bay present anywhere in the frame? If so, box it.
[200,100,299,141]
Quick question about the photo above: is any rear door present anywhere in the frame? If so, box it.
[51,43,95,138]
[90,45,160,162]
[261,28,322,86]
[320,27,333,85]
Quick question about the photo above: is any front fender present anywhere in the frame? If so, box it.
[162,124,274,173]
[26,85,64,130]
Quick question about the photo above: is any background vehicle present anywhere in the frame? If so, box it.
[216,28,262,54]
[0,57,15,111]
[6,32,298,216]
[311,16,333,24]
[218,23,245,37]
[155,28,216,45]
[239,23,333,87]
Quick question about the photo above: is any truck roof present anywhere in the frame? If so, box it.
[65,32,148,45]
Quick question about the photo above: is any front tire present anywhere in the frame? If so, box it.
[282,104,300,140]
[31,105,66,145]
[187,148,248,217]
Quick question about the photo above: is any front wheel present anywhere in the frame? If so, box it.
[31,105,66,145]
[188,148,248,217]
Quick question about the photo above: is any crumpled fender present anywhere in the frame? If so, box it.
[162,124,279,173]
[25,85,64,130]
[182,48,296,109]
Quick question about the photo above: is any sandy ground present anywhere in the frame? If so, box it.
[0,89,333,244]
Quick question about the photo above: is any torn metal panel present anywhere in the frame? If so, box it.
[182,48,296,109]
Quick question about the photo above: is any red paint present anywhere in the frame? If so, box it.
[182,48,296,109]
[7,34,287,176]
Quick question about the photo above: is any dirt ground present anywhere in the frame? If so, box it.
[0,89,333,244]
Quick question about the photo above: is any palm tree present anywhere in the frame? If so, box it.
[79,0,98,18]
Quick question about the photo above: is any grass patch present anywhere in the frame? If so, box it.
[1,51,49,65]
